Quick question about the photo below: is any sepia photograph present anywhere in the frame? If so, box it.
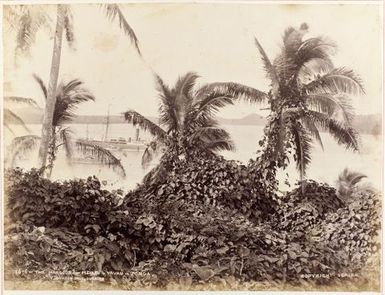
[1,0,383,293]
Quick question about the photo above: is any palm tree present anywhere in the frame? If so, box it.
[33,74,96,175]
[5,4,141,171]
[203,24,364,193]
[203,24,362,192]
[8,76,126,178]
[336,168,367,202]
[124,72,266,183]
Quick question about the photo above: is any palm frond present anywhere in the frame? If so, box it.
[101,4,141,55]
[141,146,153,169]
[175,72,200,98]
[67,89,95,104]
[124,110,167,141]
[189,126,231,143]
[190,124,236,153]
[305,93,355,124]
[8,135,40,167]
[52,79,94,126]
[141,141,162,168]
[60,79,83,94]
[338,168,367,186]
[194,94,234,119]
[196,82,268,104]
[52,97,70,126]
[75,140,126,178]
[3,109,30,133]
[4,6,27,31]
[4,95,40,108]
[304,67,365,96]
[308,110,360,151]
[200,138,235,153]
[59,127,73,159]
[336,168,367,200]
[14,6,51,55]
[254,37,279,89]
[301,116,324,150]
[290,122,312,176]
[63,5,75,48]
[283,26,301,49]
[174,72,199,130]
[295,37,335,72]
[298,58,335,82]
[155,74,173,99]
[155,74,178,131]
[33,73,48,98]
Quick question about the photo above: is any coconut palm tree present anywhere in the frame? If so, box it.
[8,76,126,178]
[124,72,267,183]
[33,74,96,175]
[5,4,141,171]
[256,24,364,188]
[201,24,364,193]
[210,24,363,191]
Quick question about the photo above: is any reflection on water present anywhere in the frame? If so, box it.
[4,123,383,193]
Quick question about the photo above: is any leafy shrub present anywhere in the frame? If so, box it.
[310,189,381,273]
[136,155,278,222]
[4,168,381,289]
[5,168,125,233]
[273,180,345,233]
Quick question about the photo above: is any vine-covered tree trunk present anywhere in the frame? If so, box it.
[47,127,57,178]
[38,5,65,170]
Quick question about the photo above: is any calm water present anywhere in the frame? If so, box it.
[5,123,383,192]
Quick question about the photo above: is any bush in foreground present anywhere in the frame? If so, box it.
[4,166,381,290]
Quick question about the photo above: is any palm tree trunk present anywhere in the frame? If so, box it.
[38,4,65,170]
[47,127,57,178]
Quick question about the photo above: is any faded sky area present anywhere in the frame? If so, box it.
[3,2,383,118]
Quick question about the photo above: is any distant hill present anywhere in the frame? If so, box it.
[351,113,382,136]
[10,107,381,135]
[217,113,266,125]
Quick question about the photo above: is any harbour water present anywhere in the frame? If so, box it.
[5,123,382,192]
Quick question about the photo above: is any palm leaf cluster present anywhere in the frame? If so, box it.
[5,5,75,55]
[6,77,125,178]
[3,96,40,134]
[124,72,267,169]
[76,140,126,177]
[253,23,364,179]
[6,4,140,56]
[5,5,52,55]
[336,168,367,201]
[101,4,141,55]
[33,74,95,127]
[7,135,41,167]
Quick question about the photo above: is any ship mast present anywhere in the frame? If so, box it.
[104,104,111,142]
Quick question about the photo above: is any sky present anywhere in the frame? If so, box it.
[3,2,383,119]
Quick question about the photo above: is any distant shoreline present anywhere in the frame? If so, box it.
[13,109,383,136]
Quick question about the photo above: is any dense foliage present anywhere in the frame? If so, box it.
[4,165,381,290]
